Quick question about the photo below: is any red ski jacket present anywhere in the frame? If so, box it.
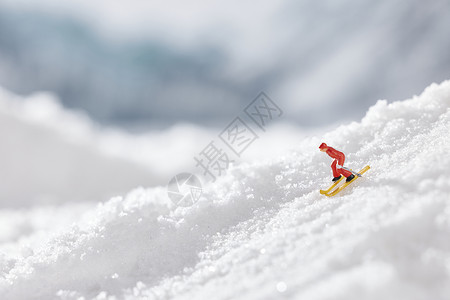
[325,147,345,166]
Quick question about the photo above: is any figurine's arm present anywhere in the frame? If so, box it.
[327,148,346,166]
[336,151,345,166]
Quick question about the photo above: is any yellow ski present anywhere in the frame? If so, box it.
[320,175,345,195]
[321,165,370,197]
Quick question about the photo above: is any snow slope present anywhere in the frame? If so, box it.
[0,86,304,206]
[0,88,161,206]
[1,80,450,299]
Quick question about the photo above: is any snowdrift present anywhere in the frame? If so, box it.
[0,86,304,207]
[0,88,159,206]
[1,81,450,299]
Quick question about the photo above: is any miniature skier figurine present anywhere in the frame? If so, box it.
[319,143,355,182]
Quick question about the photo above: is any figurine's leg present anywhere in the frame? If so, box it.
[331,160,340,178]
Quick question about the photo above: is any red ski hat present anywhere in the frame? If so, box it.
[319,143,328,150]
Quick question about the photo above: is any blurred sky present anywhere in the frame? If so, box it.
[0,0,449,129]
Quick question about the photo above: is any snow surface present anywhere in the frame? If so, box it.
[1,80,450,299]
[0,86,309,206]
[0,88,157,206]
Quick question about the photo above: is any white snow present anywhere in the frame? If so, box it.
[1,80,450,299]
[0,87,309,206]
[0,88,158,206]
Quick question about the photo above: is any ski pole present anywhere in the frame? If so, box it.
[338,166,363,177]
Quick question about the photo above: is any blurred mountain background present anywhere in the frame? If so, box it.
[1,0,449,129]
